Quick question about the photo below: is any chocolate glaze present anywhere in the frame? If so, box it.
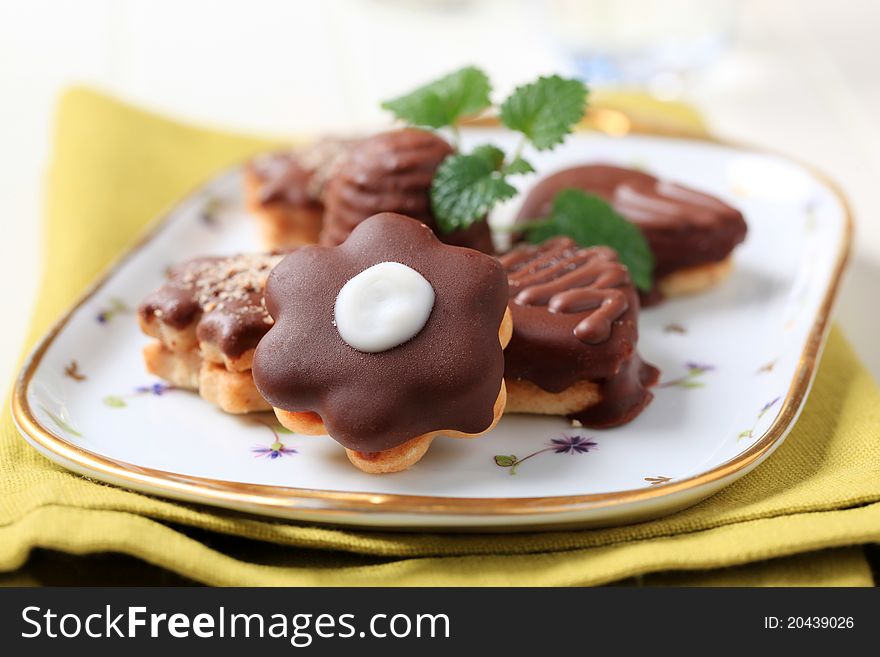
[499,237,659,427]
[248,138,353,208]
[139,253,283,357]
[322,128,495,254]
[253,213,509,453]
[516,164,747,294]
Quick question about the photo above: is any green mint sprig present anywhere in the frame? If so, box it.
[500,75,589,150]
[521,190,654,291]
[384,69,588,233]
[380,66,492,134]
[430,150,518,232]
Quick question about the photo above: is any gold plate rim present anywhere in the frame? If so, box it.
[11,127,854,523]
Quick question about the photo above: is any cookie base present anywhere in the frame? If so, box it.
[140,314,257,372]
[505,378,601,417]
[142,341,200,391]
[142,342,270,414]
[199,362,272,414]
[658,256,734,298]
[275,381,507,474]
[244,167,323,249]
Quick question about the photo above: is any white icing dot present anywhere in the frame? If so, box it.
[334,262,435,353]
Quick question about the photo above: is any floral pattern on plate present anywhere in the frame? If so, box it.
[494,435,598,475]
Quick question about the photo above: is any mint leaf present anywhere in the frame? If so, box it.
[470,144,506,171]
[503,156,535,175]
[525,190,654,290]
[381,66,492,129]
[431,153,517,233]
[471,145,534,178]
[500,75,588,150]
[103,395,126,408]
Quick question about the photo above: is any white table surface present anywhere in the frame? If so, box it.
[2,0,879,401]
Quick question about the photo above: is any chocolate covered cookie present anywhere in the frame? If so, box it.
[138,253,284,413]
[245,138,352,248]
[322,128,495,254]
[253,212,511,473]
[499,237,658,427]
[516,164,747,303]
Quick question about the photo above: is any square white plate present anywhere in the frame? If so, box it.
[12,130,851,530]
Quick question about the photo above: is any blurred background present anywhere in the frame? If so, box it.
[2,0,879,396]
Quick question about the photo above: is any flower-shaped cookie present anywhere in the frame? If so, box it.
[253,212,511,473]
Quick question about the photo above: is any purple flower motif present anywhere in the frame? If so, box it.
[738,395,783,441]
[549,434,598,454]
[94,298,130,324]
[758,396,781,418]
[104,382,178,408]
[252,441,297,459]
[248,420,299,461]
[135,382,173,396]
[495,434,599,474]
[658,362,715,389]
